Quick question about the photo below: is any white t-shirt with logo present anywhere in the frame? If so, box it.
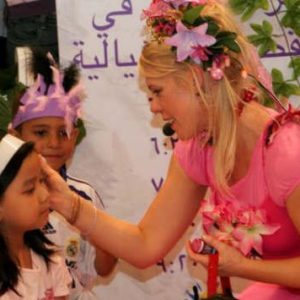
[44,172,105,299]
[0,251,71,300]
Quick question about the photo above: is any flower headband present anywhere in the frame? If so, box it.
[0,134,24,176]
[11,65,83,137]
[142,0,241,80]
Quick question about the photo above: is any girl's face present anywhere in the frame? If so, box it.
[17,117,78,171]
[146,74,208,140]
[0,152,49,234]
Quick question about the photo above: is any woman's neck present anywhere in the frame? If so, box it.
[236,101,272,151]
[229,102,272,185]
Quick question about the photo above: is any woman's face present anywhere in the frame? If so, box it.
[146,74,208,140]
[0,152,49,235]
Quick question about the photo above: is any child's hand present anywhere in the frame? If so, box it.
[186,235,247,277]
[40,156,75,218]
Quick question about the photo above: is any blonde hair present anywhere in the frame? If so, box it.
[139,2,263,194]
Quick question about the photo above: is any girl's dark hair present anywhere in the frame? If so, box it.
[0,142,55,296]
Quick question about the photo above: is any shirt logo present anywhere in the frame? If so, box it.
[65,238,79,258]
[42,222,56,234]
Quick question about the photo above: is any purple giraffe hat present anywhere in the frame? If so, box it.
[11,65,84,137]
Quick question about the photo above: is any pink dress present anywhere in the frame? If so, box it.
[174,111,300,299]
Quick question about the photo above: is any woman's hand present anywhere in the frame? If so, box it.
[41,156,75,218]
[186,235,248,277]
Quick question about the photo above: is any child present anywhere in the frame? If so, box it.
[9,49,117,299]
[0,134,71,299]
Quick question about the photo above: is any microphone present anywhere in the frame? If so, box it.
[162,122,175,136]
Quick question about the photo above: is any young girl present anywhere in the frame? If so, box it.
[0,134,71,299]
[9,48,116,299]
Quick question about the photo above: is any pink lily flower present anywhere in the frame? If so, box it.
[165,21,216,62]
[233,222,280,256]
[200,201,281,256]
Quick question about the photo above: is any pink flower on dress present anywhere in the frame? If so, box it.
[200,200,280,257]
[165,21,216,62]
[267,106,300,145]
[233,222,280,256]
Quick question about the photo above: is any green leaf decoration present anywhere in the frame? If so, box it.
[76,118,87,145]
[288,57,300,80]
[211,35,241,53]
[229,0,269,21]
[248,21,277,55]
[272,68,284,82]
[183,5,204,25]
[229,0,300,100]
[202,60,212,70]
[191,16,220,36]
[281,0,300,35]
[272,68,300,97]
[0,94,12,137]
[216,31,237,40]
[206,21,219,36]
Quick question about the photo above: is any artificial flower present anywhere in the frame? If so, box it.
[200,200,281,257]
[153,20,176,36]
[141,1,171,19]
[191,45,212,62]
[165,21,216,61]
[232,222,280,256]
[143,0,241,81]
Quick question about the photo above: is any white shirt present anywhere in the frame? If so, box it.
[0,251,71,300]
[44,171,104,300]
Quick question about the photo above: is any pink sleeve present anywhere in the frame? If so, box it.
[264,122,300,206]
[174,138,209,186]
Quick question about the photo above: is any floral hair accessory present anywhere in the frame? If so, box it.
[142,0,241,80]
[11,66,83,138]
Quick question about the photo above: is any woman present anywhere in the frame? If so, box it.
[43,0,300,298]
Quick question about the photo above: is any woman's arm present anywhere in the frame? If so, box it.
[187,185,300,289]
[44,155,207,268]
[94,248,118,276]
